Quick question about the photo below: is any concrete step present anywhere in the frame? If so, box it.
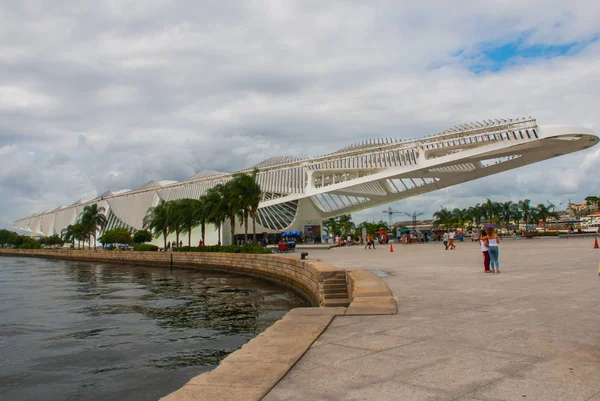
[323,279,346,285]
[323,284,348,292]
[323,298,351,307]
[323,292,349,299]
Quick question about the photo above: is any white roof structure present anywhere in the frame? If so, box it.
[12,118,599,236]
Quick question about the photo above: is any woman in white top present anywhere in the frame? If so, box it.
[485,227,500,273]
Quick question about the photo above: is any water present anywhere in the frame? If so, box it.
[0,256,306,401]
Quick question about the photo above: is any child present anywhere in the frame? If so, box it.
[480,229,491,273]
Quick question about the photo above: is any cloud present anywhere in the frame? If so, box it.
[1,0,600,229]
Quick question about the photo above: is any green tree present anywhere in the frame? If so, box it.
[132,229,153,244]
[98,228,132,245]
[498,201,514,229]
[535,203,560,232]
[337,214,355,236]
[196,195,210,245]
[143,201,171,250]
[232,169,262,244]
[177,199,202,247]
[433,207,453,229]
[205,185,228,246]
[585,196,600,212]
[79,204,107,249]
[518,199,533,228]
[0,229,15,247]
[451,208,468,232]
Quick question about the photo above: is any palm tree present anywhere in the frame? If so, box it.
[467,203,484,229]
[499,201,514,229]
[61,225,76,248]
[232,169,262,244]
[433,207,453,229]
[482,198,500,224]
[451,208,468,232]
[536,203,560,232]
[195,195,210,245]
[337,214,355,236]
[79,204,107,249]
[205,185,227,245]
[143,201,170,249]
[518,199,533,228]
[178,199,202,247]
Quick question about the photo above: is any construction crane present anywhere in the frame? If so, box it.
[405,211,425,232]
[381,206,403,226]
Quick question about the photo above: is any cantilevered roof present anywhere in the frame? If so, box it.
[135,180,178,190]
[254,156,300,167]
[188,170,226,180]
[335,138,402,154]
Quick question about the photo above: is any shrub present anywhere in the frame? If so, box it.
[173,244,271,254]
[99,228,133,245]
[17,242,42,249]
[133,244,159,252]
[133,230,153,244]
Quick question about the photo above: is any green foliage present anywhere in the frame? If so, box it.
[355,220,390,236]
[433,198,565,231]
[173,244,271,254]
[322,214,356,236]
[78,203,107,249]
[133,244,159,251]
[132,229,153,244]
[0,229,16,246]
[142,170,262,247]
[98,228,133,245]
[17,241,42,249]
[41,234,64,246]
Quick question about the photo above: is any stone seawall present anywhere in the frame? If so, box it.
[0,249,340,306]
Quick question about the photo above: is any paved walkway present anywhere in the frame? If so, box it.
[263,238,600,401]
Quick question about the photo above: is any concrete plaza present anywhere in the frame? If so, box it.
[264,237,600,401]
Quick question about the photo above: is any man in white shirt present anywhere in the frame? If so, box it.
[449,231,456,250]
[443,232,449,250]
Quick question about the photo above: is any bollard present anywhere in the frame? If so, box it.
[301,252,308,260]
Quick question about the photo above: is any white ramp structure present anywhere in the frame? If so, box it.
[12,118,599,243]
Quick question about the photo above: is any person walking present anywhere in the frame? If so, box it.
[442,232,449,250]
[486,227,500,273]
[448,231,456,250]
[480,229,491,273]
[365,234,371,249]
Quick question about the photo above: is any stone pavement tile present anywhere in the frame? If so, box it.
[335,333,414,352]
[379,320,463,340]
[332,348,446,380]
[587,391,600,401]
[399,361,504,396]
[299,343,376,365]
[510,358,600,387]
[313,316,407,344]
[159,383,265,401]
[327,315,407,333]
[470,377,599,401]
[343,380,446,401]
[262,363,381,401]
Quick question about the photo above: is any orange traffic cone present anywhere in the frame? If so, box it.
[389,243,394,252]
[594,238,599,249]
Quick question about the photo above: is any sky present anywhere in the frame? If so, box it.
[1,0,600,230]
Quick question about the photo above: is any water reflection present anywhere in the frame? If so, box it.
[0,257,306,401]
